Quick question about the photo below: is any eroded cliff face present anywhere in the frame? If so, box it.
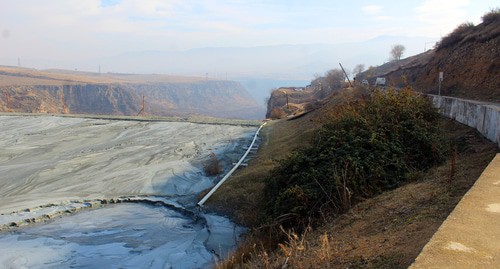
[131,81,263,118]
[0,81,264,119]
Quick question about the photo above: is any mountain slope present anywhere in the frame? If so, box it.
[357,13,500,102]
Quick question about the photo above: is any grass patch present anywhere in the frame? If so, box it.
[205,87,366,226]
[265,88,446,229]
[217,117,497,268]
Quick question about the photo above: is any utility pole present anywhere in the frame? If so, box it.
[286,93,289,109]
[5,91,11,112]
[60,89,68,114]
[438,72,443,96]
[136,95,145,116]
[17,57,20,67]
[339,63,353,87]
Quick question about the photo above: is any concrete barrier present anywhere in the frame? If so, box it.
[409,154,500,268]
[428,95,500,148]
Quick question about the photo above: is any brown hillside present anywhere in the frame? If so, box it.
[208,11,500,268]
[206,87,368,226]
[267,14,499,120]
[207,87,497,269]
[266,87,312,118]
[266,82,349,119]
[358,13,500,102]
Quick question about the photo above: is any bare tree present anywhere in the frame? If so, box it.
[353,64,365,76]
[365,66,375,78]
[390,44,406,62]
[310,75,325,90]
[324,69,344,91]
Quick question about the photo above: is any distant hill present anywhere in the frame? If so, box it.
[2,36,435,112]
[91,36,435,80]
[0,67,265,119]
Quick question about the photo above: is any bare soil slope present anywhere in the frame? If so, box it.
[358,13,499,102]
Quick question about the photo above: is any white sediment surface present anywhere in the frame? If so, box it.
[0,115,256,268]
[0,203,245,268]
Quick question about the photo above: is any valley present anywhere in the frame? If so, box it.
[0,67,265,120]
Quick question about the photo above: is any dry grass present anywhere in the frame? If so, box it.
[203,116,318,226]
[204,152,223,176]
[0,66,214,86]
[212,114,497,268]
[202,89,364,226]
[204,87,373,226]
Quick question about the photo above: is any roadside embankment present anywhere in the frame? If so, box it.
[197,122,266,207]
[410,153,500,268]
[429,95,499,147]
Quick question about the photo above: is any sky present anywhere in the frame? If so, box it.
[0,0,497,72]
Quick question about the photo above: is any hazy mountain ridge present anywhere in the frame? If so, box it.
[1,36,435,110]
[0,67,264,119]
[95,36,435,80]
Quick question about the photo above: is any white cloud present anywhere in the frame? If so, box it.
[361,4,392,22]
[374,16,392,21]
[1,0,496,69]
[110,0,185,18]
[416,0,470,21]
[415,0,472,37]
[362,5,383,15]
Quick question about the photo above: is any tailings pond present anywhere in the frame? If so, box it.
[0,115,257,268]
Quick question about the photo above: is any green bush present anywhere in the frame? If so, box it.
[264,88,446,229]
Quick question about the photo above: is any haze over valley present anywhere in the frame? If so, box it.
[0,1,498,268]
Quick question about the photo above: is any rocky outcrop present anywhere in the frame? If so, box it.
[265,85,340,119]
[130,81,263,119]
[0,81,264,119]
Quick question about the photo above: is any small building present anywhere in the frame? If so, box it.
[375,77,386,87]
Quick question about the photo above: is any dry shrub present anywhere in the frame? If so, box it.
[304,100,322,112]
[437,22,475,50]
[317,232,332,262]
[481,8,500,25]
[217,225,337,269]
[204,152,222,176]
[269,107,285,119]
[276,227,308,268]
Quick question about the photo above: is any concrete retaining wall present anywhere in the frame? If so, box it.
[428,95,500,148]
[410,153,500,268]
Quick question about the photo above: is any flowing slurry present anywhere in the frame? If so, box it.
[0,115,256,268]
